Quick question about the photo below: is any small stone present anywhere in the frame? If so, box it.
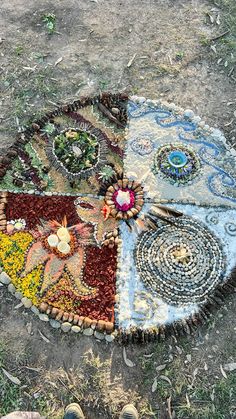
[39,302,48,312]
[61,322,71,332]
[31,306,40,316]
[38,313,49,322]
[15,291,23,300]
[8,283,16,294]
[0,272,11,285]
[49,319,61,329]
[105,334,115,343]
[184,109,194,119]
[71,325,81,334]
[94,331,105,340]
[21,297,32,308]
[83,328,94,336]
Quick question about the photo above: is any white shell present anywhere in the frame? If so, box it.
[57,227,71,242]
[47,234,59,247]
[57,241,71,254]
[116,190,131,206]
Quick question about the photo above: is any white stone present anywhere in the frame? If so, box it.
[38,313,49,322]
[47,234,59,247]
[71,325,81,333]
[105,334,115,343]
[94,331,105,340]
[184,109,194,119]
[8,283,16,294]
[57,227,71,242]
[57,241,71,254]
[15,291,23,299]
[83,328,94,336]
[0,272,11,285]
[50,319,61,329]
[31,306,40,316]
[21,297,32,308]
[116,190,131,206]
[61,322,72,332]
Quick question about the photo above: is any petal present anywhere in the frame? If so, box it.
[66,248,84,278]
[41,254,65,293]
[23,241,49,275]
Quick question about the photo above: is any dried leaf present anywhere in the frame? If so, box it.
[160,375,172,386]
[54,57,63,66]
[127,53,137,68]
[186,354,192,363]
[224,363,236,372]
[216,14,221,25]
[156,364,167,372]
[26,322,32,335]
[208,13,214,23]
[38,329,50,343]
[14,302,23,309]
[220,364,227,379]
[2,368,21,385]
[204,362,208,371]
[186,393,191,408]
[210,45,217,54]
[152,377,158,392]
[143,353,154,358]
[176,345,182,355]
[123,347,135,367]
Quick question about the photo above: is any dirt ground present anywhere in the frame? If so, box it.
[0,0,236,418]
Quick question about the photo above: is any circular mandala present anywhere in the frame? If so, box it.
[54,128,100,175]
[134,217,226,306]
[46,122,108,181]
[153,143,200,184]
[131,138,154,155]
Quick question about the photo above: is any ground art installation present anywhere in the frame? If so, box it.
[0,93,235,343]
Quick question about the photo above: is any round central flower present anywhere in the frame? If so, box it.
[113,188,135,211]
[105,179,144,220]
[46,226,74,257]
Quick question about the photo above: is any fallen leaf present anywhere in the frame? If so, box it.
[186,354,192,363]
[176,346,182,355]
[38,330,50,343]
[216,14,221,25]
[143,353,154,358]
[160,375,172,386]
[224,363,236,372]
[14,302,23,309]
[220,364,227,379]
[127,53,137,68]
[210,45,217,54]
[123,347,135,367]
[156,364,167,373]
[152,377,158,392]
[54,57,63,66]
[2,368,21,385]
[186,393,191,408]
[26,322,32,335]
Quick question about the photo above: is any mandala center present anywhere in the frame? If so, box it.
[171,246,191,265]
[168,150,188,168]
[114,189,134,211]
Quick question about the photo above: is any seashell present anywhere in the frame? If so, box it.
[57,227,71,243]
[57,241,71,254]
[47,234,59,247]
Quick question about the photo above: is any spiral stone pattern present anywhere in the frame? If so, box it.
[134,217,226,306]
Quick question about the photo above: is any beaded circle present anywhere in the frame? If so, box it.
[153,143,201,185]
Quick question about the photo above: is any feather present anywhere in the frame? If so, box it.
[150,204,183,219]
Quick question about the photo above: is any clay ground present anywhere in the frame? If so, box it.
[0,0,236,418]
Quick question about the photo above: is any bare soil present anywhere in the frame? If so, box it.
[0,1,236,418]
